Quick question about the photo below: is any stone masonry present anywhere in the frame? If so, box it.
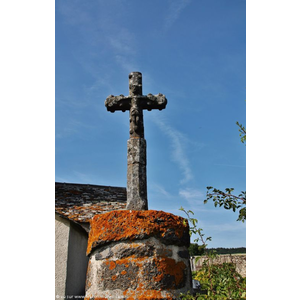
[191,254,246,278]
[84,210,192,300]
[105,72,167,210]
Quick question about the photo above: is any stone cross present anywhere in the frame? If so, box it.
[105,72,167,210]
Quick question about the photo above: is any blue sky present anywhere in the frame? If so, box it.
[55,0,246,248]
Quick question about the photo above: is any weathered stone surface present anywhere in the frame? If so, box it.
[85,210,192,299]
[142,257,187,290]
[156,247,173,257]
[116,243,155,259]
[105,72,167,210]
[126,138,147,210]
[86,210,190,255]
[97,259,139,290]
[105,72,167,139]
[94,247,113,260]
[85,237,192,300]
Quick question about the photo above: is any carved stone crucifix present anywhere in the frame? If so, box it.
[105,72,167,210]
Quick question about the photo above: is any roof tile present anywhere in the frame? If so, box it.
[55,182,127,223]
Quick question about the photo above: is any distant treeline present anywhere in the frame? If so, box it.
[189,243,246,256]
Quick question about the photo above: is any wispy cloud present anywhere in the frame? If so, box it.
[115,55,138,74]
[151,183,172,198]
[164,0,192,31]
[153,118,193,184]
[179,187,203,200]
[108,28,139,72]
[178,187,229,213]
[109,28,136,55]
[179,187,204,209]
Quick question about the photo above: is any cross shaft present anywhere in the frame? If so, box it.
[105,72,167,210]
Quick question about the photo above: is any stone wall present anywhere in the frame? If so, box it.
[85,210,193,299]
[190,254,246,277]
[55,215,70,298]
[55,214,89,299]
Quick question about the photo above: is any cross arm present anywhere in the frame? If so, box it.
[139,93,167,111]
[105,95,132,112]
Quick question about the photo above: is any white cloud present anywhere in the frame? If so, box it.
[115,55,138,73]
[179,187,204,209]
[153,118,193,184]
[164,0,192,31]
[151,183,172,198]
[179,187,203,200]
[109,29,136,55]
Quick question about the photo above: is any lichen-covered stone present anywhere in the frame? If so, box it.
[142,257,187,290]
[85,239,192,299]
[97,259,139,290]
[85,210,192,299]
[94,247,113,260]
[116,243,155,259]
[86,210,190,255]
[156,247,173,257]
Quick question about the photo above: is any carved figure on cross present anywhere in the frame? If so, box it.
[105,72,167,210]
[105,72,167,138]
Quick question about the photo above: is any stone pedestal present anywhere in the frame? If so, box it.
[84,210,192,300]
[126,138,148,210]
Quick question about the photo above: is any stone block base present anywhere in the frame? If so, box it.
[85,210,192,299]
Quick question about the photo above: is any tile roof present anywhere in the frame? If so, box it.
[55,182,127,224]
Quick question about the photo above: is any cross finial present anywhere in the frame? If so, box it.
[105,72,167,210]
[129,72,142,96]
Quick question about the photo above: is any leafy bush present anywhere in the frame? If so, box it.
[179,207,246,300]
[180,262,246,299]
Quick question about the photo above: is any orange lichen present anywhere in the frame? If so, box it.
[121,270,127,275]
[111,275,117,281]
[104,260,117,270]
[109,261,116,270]
[153,257,186,287]
[123,284,175,300]
[87,210,188,254]
[115,255,141,267]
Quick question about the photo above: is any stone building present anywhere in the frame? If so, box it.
[55,182,127,298]
[55,182,192,299]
